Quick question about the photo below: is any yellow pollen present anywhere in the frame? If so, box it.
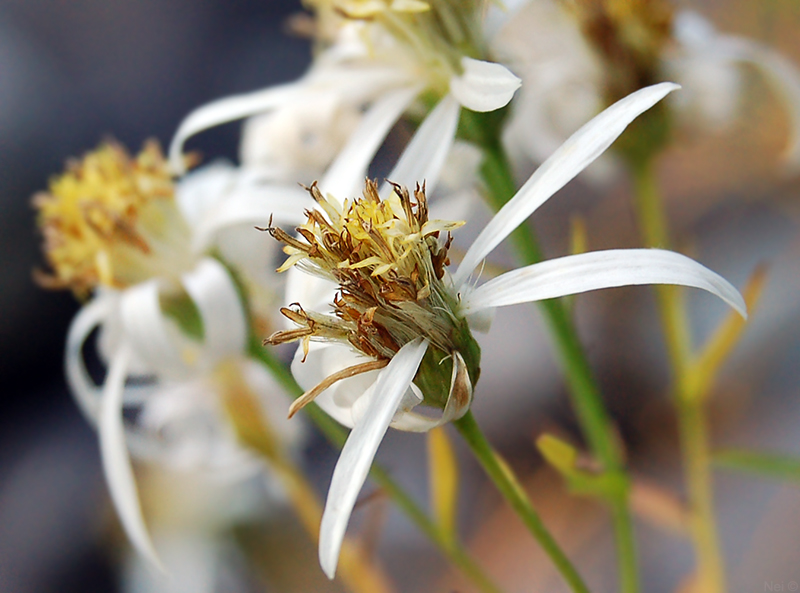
[34,140,191,296]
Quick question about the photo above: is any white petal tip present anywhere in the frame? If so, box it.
[651,81,681,97]
[320,556,337,580]
[733,298,748,320]
[450,57,522,112]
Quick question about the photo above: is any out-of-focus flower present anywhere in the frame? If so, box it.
[666,10,800,166]
[122,458,275,593]
[266,83,747,579]
[168,0,521,192]
[35,141,307,566]
[498,1,800,170]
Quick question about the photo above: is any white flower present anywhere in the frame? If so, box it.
[666,10,800,167]
[168,4,521,187]
[37,142,308,567]
[497,1,800,171]
[269,83,746,578]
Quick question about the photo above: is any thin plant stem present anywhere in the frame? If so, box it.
[454,411,590,593]
[249,339,505,593]
[466,109,639,593]
[630,157,726,593]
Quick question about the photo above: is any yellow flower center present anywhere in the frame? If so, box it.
[306,0,487,96]
[266,180,480,414]
[34,141,195,296]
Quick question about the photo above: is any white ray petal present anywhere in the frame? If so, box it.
[66,294,113,423]
[452,82,680,288]
[168,83,300,174]
[449,57,522,112]
[120,281,190,379]
[284,266,339,315]
[181,258,247,364]
[99,343,162,569]
[290,342,377,429]
[318,338,429,579]
[321,86,421,199]
[192,183,313,252]
[380,94,461,196]
[175,162,237,227]
[460,248,746,317]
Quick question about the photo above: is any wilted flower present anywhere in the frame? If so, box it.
[266,83,747,578]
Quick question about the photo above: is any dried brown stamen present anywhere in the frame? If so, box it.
[287,359,390,418]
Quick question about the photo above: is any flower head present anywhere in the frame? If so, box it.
[34,141,194,296]
[307,0,488,89]
[269,82,748,579]
[266,180,478,418]
[37,139,310,569]
[169,0,520,184]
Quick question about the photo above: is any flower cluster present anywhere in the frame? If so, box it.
[34,1,800,590]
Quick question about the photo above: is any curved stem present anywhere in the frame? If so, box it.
[249,339,505,593]
[454,411,590,593]
[630,157,725,593]
[466,110,639,593]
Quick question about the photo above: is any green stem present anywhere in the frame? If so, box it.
[630,159,691,381]
[677,398,725,593]
[249,338,504,593]
[610,501,638,593]
[477,131,622,468]
[454,411,590,593]
[473,124,638,593]
[629,158,725,593]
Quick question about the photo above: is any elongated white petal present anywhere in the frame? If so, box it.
[319,338,429,579]
[66,295,113,422]
[460,248,746,317]
[99,344,162,569]
[449,57,522,112]
[284,266,339,315]
[169,83,300,174]
[181,258,247,364]
[380,94,460,196]
[321,86,421,199]
[290,342,376,428]
[120,281,190,379]
[452,83,680,288]
[192,184,313,252]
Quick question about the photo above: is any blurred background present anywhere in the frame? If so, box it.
[2,1,800,592]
